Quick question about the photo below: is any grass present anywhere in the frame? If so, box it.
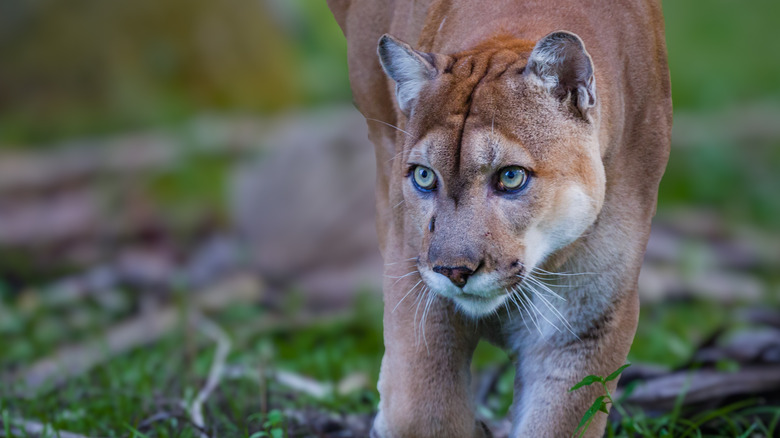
[1,1,778,436]
[570,364,780,438]
[0,291,382,437]
[1,284,776,437]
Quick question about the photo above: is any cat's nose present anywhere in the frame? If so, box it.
[432,265,474,288]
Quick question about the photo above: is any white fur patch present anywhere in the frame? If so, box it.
[541,184,595,254]
[421,268,508,317]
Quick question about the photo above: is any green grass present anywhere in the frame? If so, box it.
[3,287,774,437]
[1,1,778,436]
[569,364,780,438]
[0,292,382,437]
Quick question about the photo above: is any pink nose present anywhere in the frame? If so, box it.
[432,266,474,288]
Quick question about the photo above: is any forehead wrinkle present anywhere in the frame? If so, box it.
[410,38,536,198]
[459,127,500,174]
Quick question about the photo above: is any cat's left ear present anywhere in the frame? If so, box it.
[525,31,597,119]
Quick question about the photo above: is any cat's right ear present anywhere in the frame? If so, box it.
[377,34,437,116]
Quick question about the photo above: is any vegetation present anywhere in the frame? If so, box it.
[1,0,779,437]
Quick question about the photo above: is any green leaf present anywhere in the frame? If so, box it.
[270,428,284,438]
[598,401,610,414]
[605,363,631,382]
[124,424,150,438]
[247,413,265,423]
[3,411,11,438]
[248,433,269,438]
[569,375,604,392]
[573,395,607,438]
[736,424,758,438]
[266,410,283,425]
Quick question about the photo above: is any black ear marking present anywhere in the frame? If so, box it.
[429,216,436,233]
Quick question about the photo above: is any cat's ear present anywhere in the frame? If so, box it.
[525,31,597,119]
[377,34,437,116]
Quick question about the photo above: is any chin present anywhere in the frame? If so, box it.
[452,293,507,317]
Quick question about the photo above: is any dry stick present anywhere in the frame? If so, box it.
[223,364,348,400]
[188,316,231,438]
[13,274,261,395]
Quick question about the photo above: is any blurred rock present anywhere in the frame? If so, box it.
[231,106,382,302]
[0,189,99,246]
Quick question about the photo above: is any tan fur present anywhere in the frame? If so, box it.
[327,1,671,436]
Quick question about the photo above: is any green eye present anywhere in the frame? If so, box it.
[412,165,437,191]
[497,166,528,191]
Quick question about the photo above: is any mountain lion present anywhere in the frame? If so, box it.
[328,0,671,436]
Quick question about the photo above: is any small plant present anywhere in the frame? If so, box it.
[569,363,631,438]
[248,409,287,438]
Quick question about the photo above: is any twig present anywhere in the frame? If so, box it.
[137,411,211,436]
[224,364,369,400]
[187,316,231,438]
[224,364,333,398]
[11,274,260,395]
[273,370,333,399]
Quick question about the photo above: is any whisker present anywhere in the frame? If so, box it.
[506,291,529,330]
[524,275,566,301]
[420,288,436,354]
[393,279,423,313]
[418,288,427,346]
[512,293,531,332]
[384,270,419,279]
[393,199,405,210]
[518,274,578,290]
[520,285,561,332]
[385,149,405,164]
[512,286,542,335]
[533,288,580,340]
[390,270,420,287]
[384,257,418,266]
[502,289,512,321]
[531,266,598,277]
[413,286,428,343]
[365,117,412,137]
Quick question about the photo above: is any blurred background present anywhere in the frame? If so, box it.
[0,0,778,437]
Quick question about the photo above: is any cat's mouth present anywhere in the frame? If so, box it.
[451,292,508,316]
[420,267,523,317]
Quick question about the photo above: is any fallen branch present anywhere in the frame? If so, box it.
[188,316,231,438]
[617,364,780,412]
